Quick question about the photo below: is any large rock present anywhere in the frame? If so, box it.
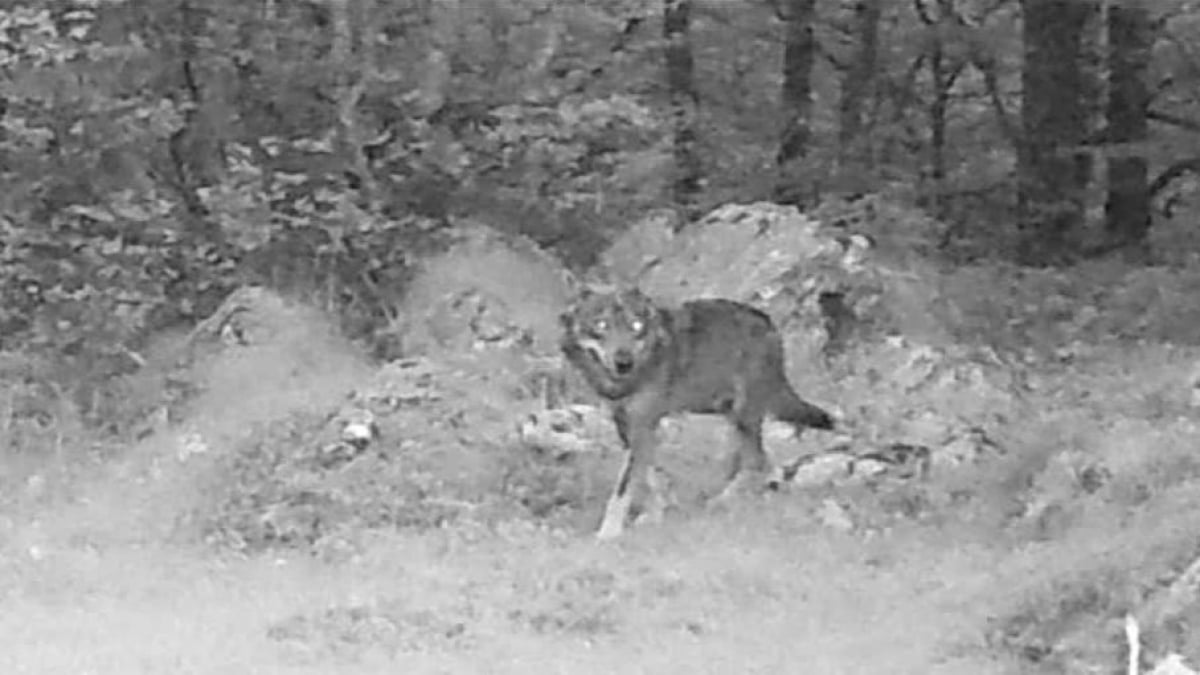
[596,199,980,363]
[608,202,845,304]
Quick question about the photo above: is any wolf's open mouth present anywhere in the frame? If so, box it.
[613,353,635,375]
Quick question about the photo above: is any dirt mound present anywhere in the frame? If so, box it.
[388,223,576,357]
[197,347,571,555]
[16,287,373,549]
[177,287,372,440]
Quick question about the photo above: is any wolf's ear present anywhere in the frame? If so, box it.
[618,286,652,309]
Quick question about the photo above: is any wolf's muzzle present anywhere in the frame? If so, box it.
[612,349,636,375]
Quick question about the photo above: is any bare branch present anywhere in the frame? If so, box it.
[1149,157,1200,198]
[974,54,1018,145]
[1148,109,1200,134]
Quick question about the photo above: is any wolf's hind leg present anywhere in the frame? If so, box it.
[634,465,674,527]
[714,416,770,504]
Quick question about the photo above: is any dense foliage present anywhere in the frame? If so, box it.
[3,0,1200,420]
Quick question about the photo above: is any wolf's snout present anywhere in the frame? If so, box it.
[612,349,636,375]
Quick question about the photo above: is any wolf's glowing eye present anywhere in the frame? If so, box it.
[591,319,608,334]
[630,319,645,334]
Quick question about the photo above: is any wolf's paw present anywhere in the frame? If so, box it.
[596,492,632,540]
[634,466,676,526]
[595,520,625,540]
[633,499,667,528]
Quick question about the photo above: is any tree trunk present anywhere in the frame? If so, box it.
[775,0,818,206]
[917,0,961,221]
[1017,0,1096,265]
[663,0,700,209]
[170,1,217,204]
[1103,3,1152,259]
[330,0,380,212]
[836,0,882,175]
[778,0,817,166]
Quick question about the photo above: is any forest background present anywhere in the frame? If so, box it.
[3,1,1200,673]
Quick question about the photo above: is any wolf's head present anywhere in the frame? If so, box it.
[560,286,669,399]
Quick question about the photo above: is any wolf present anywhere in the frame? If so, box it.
[559,286,835,539]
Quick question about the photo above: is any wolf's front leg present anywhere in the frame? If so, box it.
[597,407,659,539]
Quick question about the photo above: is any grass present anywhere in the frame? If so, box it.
[0,493,1020,675]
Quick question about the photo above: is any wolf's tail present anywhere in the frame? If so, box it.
[771,384,835,432]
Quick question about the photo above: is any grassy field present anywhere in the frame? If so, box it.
[0,474,1028,675]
